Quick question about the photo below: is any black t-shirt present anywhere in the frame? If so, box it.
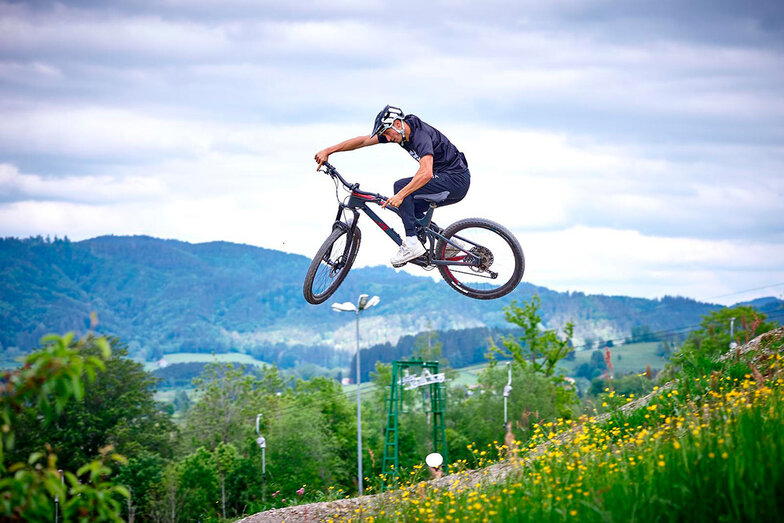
[378,115,468,175]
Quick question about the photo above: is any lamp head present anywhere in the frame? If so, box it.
[358,294,380,311]
[425,452,443,468]
[357,294,369,310]
[331,302,357,312]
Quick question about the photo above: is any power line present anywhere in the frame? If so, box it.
[708,282,784,300]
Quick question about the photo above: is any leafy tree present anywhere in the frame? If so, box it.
[656,341,673,358]
[447,363,563,463]
[492,296,575,378]
[177,447,219,522]
[490,296,578,419]
[173,389,191,413]
[590,350,607,372]
[147,461,185,523]
[266,404,346,494]
[670,306,778,376]
[412,325,445,362]
[114,453,164,522]
[181,363,284,452]
[628,324,656,343]
[10,336,176,473]
[213,442,240,519]
[0,333,128,521]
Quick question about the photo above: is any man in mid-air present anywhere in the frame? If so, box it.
[315,105,470,267]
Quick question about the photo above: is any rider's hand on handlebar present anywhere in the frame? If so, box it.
[381,192,404,209]
[315,149,330,171]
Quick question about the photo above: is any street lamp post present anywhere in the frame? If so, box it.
[332,293,380,496]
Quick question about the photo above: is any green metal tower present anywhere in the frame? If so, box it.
[381,359,449,486]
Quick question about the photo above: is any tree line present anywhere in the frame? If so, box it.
[1,298,778,522]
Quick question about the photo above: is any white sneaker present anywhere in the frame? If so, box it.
[444,237,472,259]
[390,242,426,267]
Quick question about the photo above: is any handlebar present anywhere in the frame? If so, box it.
[319,162,388,203]
[320,162,353,188]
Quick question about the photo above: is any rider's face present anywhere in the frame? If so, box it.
[382,121,404,143]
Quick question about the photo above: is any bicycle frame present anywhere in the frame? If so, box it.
[321,162,478,270]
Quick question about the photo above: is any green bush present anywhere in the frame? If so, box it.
[0,333,128,521]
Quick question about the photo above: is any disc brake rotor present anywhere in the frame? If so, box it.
[469,246,494,273]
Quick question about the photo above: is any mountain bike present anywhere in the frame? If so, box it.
[303,162,525,304]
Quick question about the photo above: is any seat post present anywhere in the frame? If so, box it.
[415,203,437,229]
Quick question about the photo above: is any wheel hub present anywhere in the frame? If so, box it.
[469,246,493,272]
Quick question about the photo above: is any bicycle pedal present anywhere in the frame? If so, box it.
[391,255,428,269]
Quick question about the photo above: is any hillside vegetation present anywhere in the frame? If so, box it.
[1,235,739,367]
[2,297,781,522]
[240,326,784,523]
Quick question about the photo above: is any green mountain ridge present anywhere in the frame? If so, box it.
[2,235,779,367]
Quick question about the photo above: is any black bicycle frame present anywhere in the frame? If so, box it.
[322,162,477,269]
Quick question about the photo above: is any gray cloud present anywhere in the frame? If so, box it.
[0,0,782,300]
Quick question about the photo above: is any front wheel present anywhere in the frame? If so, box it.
[435,218,524,300]
[303,225,361,305]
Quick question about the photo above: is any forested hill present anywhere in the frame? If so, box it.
[2,235,769,366]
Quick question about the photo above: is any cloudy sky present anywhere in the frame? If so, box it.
[1,0,783,305]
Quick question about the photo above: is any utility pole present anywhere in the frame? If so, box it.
[255,414,266,502]
[730,317,738,349]
[503,362,512,429]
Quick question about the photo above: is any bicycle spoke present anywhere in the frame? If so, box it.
[304,226,361,304]
[436,218,524,299]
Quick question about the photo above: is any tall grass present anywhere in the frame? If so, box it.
[345,352,784,523]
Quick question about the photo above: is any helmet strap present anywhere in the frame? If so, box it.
[395,119,407,142]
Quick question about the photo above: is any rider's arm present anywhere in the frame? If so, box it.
[382,155,434,208]
[315,135,380,168]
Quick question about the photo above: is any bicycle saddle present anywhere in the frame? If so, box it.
[413,191,450,204]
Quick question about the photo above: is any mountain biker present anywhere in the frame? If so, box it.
[314,105,470,267]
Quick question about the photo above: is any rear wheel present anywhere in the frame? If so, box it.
[435,218,524,300]
[303,225,361,304]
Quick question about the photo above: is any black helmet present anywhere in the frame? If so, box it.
[371,105,406,138]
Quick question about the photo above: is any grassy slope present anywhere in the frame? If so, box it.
[243,329,783,523]
[366,330,784,522]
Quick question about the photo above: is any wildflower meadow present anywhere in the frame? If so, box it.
[328,331,784,522]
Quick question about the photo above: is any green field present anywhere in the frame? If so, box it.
[452,362,486,387]
[143,352,268,372]
[557,341,667,375]
[447,342,668,389]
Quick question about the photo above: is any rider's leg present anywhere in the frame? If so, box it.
[390,177,426,267]
[393,177,418,238]
[391,170,470,266]
[411,169,471,220]
[395,169,471,235]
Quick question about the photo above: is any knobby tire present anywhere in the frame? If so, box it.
[303,226,361,305]
[436,218,524,300]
